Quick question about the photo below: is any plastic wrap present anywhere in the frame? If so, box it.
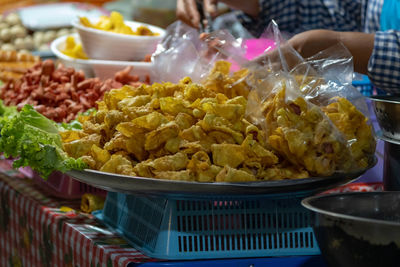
[212,12,253,39]
[242,21,376,176]
[152,21,246,83]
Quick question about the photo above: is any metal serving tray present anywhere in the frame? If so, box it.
[67,159,375,198]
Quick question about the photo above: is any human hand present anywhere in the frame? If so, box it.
[176,0,218,29]
[176,0,259,29]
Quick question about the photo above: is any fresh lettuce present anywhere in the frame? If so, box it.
[59,119,83,131]
[58,108,96,131]
[0,100,18,131]
[0,100,17,117]
[0,105,87,178]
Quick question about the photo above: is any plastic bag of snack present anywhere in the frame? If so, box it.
[152,21,246,83]
[241,21,376,176]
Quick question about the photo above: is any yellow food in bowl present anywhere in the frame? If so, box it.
[61,36,88,60]
[80,11,159,36]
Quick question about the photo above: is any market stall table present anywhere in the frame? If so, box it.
[0,160,158,267]
[0,159,383,267]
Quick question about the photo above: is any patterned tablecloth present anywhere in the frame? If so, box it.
[0,160,160,267]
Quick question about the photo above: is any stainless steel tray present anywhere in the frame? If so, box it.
[67,159,376,198]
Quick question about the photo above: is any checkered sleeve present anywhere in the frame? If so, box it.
[237,0,363,37]
[362,0,382,33]
[368,30,400,94]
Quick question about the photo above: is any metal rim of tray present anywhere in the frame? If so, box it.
[66,158,376,197]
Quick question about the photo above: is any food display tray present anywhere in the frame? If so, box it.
[67,161,375,198]
[93,191,321,260]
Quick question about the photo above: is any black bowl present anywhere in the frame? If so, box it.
[302,192,400,267]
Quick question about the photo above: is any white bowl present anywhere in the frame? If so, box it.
[50,33,94,77]
[72,18,165,61]
[50,33,154,81]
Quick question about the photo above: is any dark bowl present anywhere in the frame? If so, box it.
[302,192,400,267]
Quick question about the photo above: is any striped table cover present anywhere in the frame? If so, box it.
[0,160,161,267]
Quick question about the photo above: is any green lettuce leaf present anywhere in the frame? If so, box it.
[0,105,87,178]
[0,100,18,130]
[0,100,18,117]
[58,108,96,131]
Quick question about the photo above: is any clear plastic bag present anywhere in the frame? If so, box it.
[242,21,376,176]
[212,12,253,39]
[152,21,246,83]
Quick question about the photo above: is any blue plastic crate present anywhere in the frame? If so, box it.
[352,74,387,96]
[94,192,320,260]
[353,74,373,96]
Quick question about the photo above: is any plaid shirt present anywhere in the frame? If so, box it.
[238,0,400,92]
[368,31,400,93]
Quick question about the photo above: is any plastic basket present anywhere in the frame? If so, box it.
[352,74,387,96]
[32,170,106,199]
[93,192,320,260]
[353,74,373,96]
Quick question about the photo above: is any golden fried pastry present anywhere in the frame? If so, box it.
[62,62,283,182]
[61,60,375,182]
[63,133,101,159]
[216,166,257,182]
[261,86,354,176]
[81,193,105,213]
[322,97,376,168]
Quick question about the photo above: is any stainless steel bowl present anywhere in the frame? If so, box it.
[378,133,400,190]
[370,96,400,140]
[302,192,400,267]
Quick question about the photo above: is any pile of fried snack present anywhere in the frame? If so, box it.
[61,61,376,182]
